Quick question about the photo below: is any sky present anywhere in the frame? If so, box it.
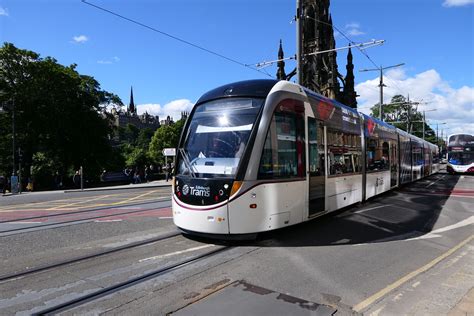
[1,0,473,137]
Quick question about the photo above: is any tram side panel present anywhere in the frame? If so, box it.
[228,93,308,234]
[399,132,412,184]
[363,115,398,199]
[322,104,363,211]
[228,181,305,234]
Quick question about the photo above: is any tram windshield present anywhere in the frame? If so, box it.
[178,98,263,178]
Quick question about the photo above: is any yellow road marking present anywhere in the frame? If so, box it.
[353,234,474,312]
[58,190,161,210]
[46,194,114,210]
[0,192,121,212]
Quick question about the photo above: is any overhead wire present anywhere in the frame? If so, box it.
[80,0,274,78]
[305,15,407,100]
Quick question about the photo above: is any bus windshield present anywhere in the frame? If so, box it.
[448,152,474,165]
[178,98,263,178]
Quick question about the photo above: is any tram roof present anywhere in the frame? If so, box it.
[360,113,397,131]
[196,79,279,105]
[303,87,360,117]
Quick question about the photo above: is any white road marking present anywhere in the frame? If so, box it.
[158,217,173,219]
[354,205,391,214]
[8,221,42,224]
[406,216,474,241]
[412,281,421,288]
[139,244,215,263]
[425,174,446,188]
[94,219,123,223]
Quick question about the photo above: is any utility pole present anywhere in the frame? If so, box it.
[422,109,437,140]
[11,99,15,177]
[296,0,303,85]
[360,63,404,121]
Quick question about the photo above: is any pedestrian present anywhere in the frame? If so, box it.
[0,175,5,194]
[134,168,141,184]
[73,170,81,188]
[144,166,150,183]
[26,177,33,192]
[165,162,171,182]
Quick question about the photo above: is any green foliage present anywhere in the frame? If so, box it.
[30,152,56,190]
[0,42,123,187]
[148,119,185,165]
[371,95,439,143]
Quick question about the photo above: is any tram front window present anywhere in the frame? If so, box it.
[178,98,263,178]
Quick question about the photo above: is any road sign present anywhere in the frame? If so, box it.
[10,176,18,194]
[162,148,176,156]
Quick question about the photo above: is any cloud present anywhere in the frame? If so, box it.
[345,22,365,36]
[97,56,120,64]
[72,35,88,44]
[355,69,474,135]
[443,0,474,7]
[0,6,8,16]
[137,99,194,121]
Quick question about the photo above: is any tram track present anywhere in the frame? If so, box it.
[0,197,171,224]
[0,231,181,283]
[32,245,231,316]
[0,204,172,236]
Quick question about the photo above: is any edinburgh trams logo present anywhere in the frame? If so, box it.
[182,184,190,196]
[181,184,210,197]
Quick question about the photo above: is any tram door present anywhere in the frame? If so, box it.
[308,117,325,217]
[390,141,398,187]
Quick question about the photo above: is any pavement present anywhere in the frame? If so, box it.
[1,179,172,197]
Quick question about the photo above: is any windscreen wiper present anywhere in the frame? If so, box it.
[179,148,197,178]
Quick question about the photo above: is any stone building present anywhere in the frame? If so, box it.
[277,0,358,108]
[109,87,161,131]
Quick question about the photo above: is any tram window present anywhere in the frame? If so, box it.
[366,139,390,172]
[327,129,361,176]
[258,109,305,179]
[412,145,423,166]
[432,149,439,163]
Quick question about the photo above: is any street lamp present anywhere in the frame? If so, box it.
[433,122,447,148]
[360,63,405,121]
[422,109,437,140]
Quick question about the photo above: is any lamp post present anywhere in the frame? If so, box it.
[433,122,447,148]
[360,63,405,121]
[422,109,437,140]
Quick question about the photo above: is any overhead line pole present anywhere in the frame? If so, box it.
[296,0,303,85]
[360,63,405,121]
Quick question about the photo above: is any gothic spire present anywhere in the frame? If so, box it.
[129,86,136,114]
[276,39,287,80]
[343,44,358,108]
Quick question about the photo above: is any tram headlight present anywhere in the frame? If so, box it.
[230,181,243,197]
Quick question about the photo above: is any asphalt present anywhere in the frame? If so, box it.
[1,179,172,197]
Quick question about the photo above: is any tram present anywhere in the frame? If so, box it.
[172,80,440,238]
[446,134,474,174]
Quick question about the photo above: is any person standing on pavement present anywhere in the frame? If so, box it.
[0,175,5,194]
[73,170,80,188]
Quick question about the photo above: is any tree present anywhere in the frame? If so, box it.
[370,95,437,143]
[0,43,123,188]
[148,119,185,165]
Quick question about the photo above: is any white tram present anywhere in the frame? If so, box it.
[172,80,440,238]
